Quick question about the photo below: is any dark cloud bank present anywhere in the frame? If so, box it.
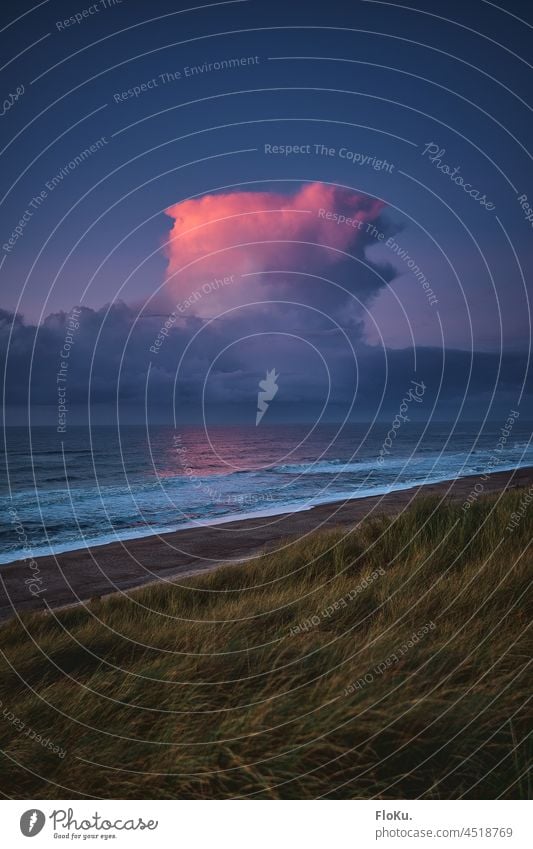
[1,302,531,426]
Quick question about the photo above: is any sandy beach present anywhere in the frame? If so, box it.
[1,465,532,623]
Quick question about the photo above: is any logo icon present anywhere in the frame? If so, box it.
[256,368,279,425]
[20,810,45,837]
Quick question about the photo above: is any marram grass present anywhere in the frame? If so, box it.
[0,490,530,799]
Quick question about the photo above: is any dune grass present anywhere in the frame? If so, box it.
[0,489,531,799]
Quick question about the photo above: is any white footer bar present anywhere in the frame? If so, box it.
[2,799,530,848]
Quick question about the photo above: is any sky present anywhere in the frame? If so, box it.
[1,0,532,424]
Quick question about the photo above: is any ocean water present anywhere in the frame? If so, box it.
[1,422,532,564]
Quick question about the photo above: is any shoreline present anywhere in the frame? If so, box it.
[3,459,530,568]
[1,465,532,623]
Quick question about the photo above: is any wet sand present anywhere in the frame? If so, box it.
[1,466,532,623]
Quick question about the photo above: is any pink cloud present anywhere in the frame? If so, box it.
[163,183,385,304]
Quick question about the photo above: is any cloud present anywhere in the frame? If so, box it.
[163,183,387,315]
[1,306,532,424]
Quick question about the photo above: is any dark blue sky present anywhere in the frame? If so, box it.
[1,0,532,422]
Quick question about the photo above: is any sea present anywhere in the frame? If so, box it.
[1,421,532,564]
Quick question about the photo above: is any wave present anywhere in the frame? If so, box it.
[271,456,449,476]
[2,426,532,566]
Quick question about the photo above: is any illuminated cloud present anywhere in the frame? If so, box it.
[163,183,385,309]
